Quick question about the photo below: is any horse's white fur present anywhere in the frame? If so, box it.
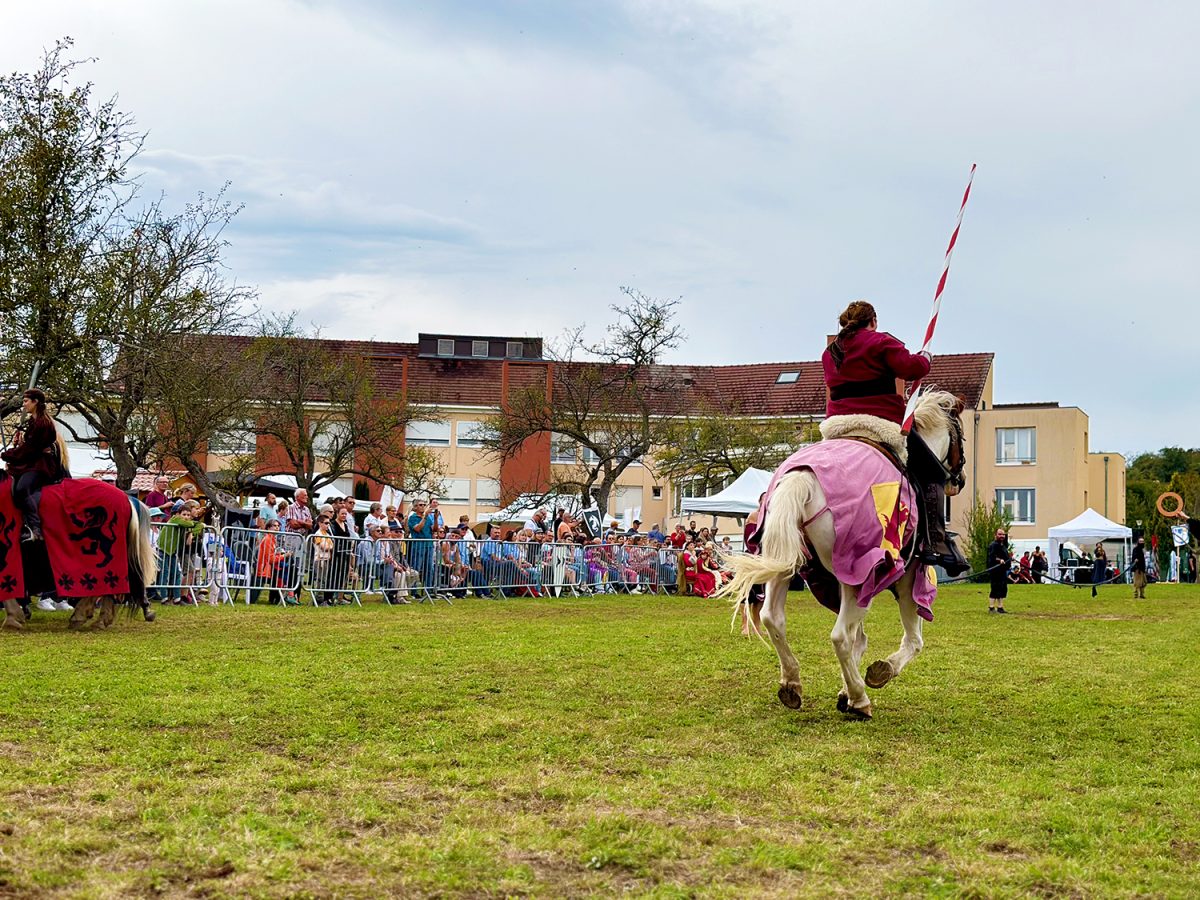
[127,499,158,588]
[721,390,958,715]
[820,414,907,464]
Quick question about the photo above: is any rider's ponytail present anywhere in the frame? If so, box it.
[829,300,876,369]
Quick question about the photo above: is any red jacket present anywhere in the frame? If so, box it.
[1,416,61,479]
[822,329,930,424]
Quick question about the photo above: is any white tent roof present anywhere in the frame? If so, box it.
[680,467,773,517]
[1047,508,1131,543]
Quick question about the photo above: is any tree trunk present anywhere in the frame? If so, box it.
[110,442,138,491]
[181,458,245,517]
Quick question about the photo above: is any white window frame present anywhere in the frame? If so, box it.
[405,420,452,446]
[209,419,257,456]
[437,338,455,356]
[471,340,488,358]
[438,477,471,505]
[776,371,799,384]
[506,341,523,359]
[476,477,500,506]
[551,433,578,464]
[995,427,1036,465]
[310,420,348,458]
[455,420,493,449]
[995,488,1036,525]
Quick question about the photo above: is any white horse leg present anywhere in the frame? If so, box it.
[831,583,872,718]
[866,569,924,689]
[760,574,804,709]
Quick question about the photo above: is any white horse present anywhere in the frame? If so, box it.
[721,391,966,719]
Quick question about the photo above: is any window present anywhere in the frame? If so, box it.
[437,338,455,356]
[581,445,600,464]
[471,340,489,358]
[476,477,500,506]
[310,421,347,458]
[506,341,523,359]
[210,420,256,456]
[613,485,643,516]
[551,433,578,464]
[776,371,799,384]
[455,420,494,448]
[995,488,1036,525]
[438,478,471,504]
[995,427,1036,464]
[405,421,451,446]
[652,486,663,500]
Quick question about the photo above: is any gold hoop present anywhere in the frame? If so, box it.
[1156,491,1186,519]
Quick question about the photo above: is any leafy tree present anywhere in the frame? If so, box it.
[249,320,436,501]
[963,494,1014,577]
[480,288,684,512]
[655,403,807,495]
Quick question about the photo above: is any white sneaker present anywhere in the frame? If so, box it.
[55,600,72,611]
[36,597,57,612]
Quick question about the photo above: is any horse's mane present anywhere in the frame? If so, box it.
[912,390,962,435]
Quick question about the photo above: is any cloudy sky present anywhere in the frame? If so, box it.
[5,1,1198,456]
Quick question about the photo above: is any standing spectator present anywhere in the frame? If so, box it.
[171,483,197,514]
[159,502,204,604]
[1031,546,1048,583]
[286,489,314,535]
[1092,543,1107,587]
[364,502,387,534]
[669,525,687,549]
[1168,548,1179,583]
[686,519,699,541]
[1188,549,1198,584]
[987,528,1012,614]
[523,508,549,535]
[625,519,642,537]
[259,493,279,523]
[556,511,575,542]
[647,522,666,543]
[329,506,354,604]
[310,515,334,605]
[407,499,439,591]
[1131,537,1147,599]
[385,504,404,532]
[144,476,173,514]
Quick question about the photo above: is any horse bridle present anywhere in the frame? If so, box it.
[944,409,967,496]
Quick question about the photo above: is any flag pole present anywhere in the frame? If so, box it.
[902,164,976,432]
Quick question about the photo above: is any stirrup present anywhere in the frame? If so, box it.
[21,524,43,543]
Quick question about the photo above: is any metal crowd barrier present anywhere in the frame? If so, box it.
[148,523,222,605]
[146,528,712,606]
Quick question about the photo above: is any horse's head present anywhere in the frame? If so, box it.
[911,391,967,496]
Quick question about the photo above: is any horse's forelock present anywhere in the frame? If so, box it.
[912,390,963,435]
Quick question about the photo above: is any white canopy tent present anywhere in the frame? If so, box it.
[680,467,773,518]
[1047,508,1132,580]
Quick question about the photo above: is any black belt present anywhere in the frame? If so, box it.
[829,375,899,401]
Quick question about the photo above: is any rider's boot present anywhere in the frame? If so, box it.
[3,597,25,631]
[918,481,969,576]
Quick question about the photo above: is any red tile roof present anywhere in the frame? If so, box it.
[202,335,994,418]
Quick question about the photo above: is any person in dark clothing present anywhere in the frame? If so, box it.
[821,301,967,575]
[987,528,1012,613]
[1,389,66,542]
[1131,537,1147,599]
[1031,545,1049,583]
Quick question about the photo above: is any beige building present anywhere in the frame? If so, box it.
[207,333,1125,543]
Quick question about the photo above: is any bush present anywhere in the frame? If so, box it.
[962,494,1014,578]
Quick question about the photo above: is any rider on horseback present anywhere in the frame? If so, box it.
[822,301,968,575]
[2,389,66,543]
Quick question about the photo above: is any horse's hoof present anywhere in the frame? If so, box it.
[143,609,156,623]
[836,693,849,713]
[777,683,804,709]
[3,619,24,632]
[67,619,86,631]
[865,660,895,689]
[843,702,873,720]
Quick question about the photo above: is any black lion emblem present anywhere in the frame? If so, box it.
[68,505,119,569]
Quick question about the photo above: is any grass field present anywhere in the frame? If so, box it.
[2,583,1199,898]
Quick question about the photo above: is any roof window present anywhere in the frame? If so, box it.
[776,371,799,384]
[437,339,455,356]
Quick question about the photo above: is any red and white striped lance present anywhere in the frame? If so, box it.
[902,163,976,432]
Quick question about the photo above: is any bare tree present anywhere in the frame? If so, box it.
[249,321,437,500]
[482,288,685,512]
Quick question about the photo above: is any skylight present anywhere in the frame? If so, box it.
[776,371,799,384]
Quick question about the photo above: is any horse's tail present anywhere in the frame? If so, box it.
[126,499,157,616]
[719,471,817,603]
